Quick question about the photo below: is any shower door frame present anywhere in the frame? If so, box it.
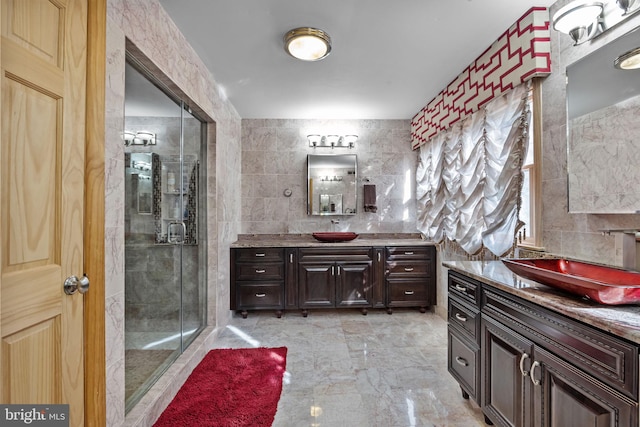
[123,55,208,413]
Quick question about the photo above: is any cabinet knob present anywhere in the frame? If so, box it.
[404,267,414,272]
[255,293,266,298]
[404,251,414,255]
[454,284,467,292]
[255,269,266,274]
[404,290,415,295]
[255,253,266,257]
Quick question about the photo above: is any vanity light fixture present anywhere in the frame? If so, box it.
[284,27,331,61]
[307,134,358,148]
[614,46,640,69]
[617,0,638,15]
[325,135,340,148]
[134,131,156,145]
[552,1,604,45]
[123,131,136,145]
[123,130,157,146]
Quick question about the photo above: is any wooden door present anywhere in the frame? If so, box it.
[1,0,87,426]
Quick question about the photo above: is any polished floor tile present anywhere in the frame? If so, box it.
[213,309,485,427]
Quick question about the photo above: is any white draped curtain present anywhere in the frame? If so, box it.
[416,82,530,257]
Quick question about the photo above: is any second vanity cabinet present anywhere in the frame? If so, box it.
[447,270,639,427]
[231,242,436,317]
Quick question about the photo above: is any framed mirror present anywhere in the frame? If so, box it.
[307,154,357,215]
[567,25,640,213]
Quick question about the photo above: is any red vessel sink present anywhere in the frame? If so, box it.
[502,258,640,305]
[312,232,359,243]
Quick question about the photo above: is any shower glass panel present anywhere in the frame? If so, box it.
[124,61,206,413]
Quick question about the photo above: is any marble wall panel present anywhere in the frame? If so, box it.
[240,119,418,234]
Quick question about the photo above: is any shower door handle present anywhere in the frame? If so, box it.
[168,221,186,244]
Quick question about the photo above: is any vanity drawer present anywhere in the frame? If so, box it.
[235,263,285,280]
[299,247,372,262]
[386,246,434,261]
[448,272,480,306]
[448,298,479,340]
[386,279,433,306]
[387,260,431,277]
[236,283,284,309]
[448,327,479,402]
[234,248,284,263]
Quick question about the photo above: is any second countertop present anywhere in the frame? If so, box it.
[443,260,640,345]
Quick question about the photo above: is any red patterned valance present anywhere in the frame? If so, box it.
[411,7,551,149]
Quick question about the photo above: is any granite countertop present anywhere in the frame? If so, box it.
[444,260,640,345]
[230,233,438,248]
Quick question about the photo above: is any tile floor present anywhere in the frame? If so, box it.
[212,308,486,427]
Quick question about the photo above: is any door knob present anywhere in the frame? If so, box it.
[64,275,90,295]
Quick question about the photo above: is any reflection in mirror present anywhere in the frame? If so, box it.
[567,25,640,213]
[307,154,357,215]
[130,153,153,214]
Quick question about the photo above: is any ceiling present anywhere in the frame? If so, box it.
[157,0,557,120]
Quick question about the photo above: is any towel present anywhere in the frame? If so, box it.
[363,184,377,213]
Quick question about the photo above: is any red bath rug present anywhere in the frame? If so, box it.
[153,347,287,427]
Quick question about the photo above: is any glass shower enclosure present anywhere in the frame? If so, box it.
[123,60,207,412]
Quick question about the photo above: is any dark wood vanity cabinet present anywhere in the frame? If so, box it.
[448,270,639,427]
[298,247,373,316]
[385,246,436,313]
[230,248,285,318]
[231,243,435,317]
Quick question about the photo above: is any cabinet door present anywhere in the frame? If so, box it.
[298,262,335,308]
[481,315,534,427]
[532,346,637,427]
[371,247,385,308]
[285,248,298,310]
[336,262,371,307]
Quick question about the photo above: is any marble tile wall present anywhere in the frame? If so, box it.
[541,0,640,266]
[240,119,420,235]
[105,0,242,426]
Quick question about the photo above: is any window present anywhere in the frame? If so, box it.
[518,79,542,249]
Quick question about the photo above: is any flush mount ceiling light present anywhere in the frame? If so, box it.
[552,1,604,45]
[614,47,640,69]
[284,27,331,61]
